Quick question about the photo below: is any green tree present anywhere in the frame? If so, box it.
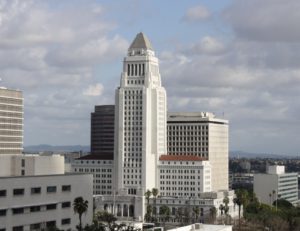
[152,188,159,221]
[145,190,152,207]
[234,189,248,231]
[159,205,170,227]
[73,197,89,231]
[94,211,117,231]
[223,196,229,215]
[192,207,200,223]
[209,207,217,224]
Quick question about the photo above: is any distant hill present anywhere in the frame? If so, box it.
[24,144,90,153]
[230,151,298,159]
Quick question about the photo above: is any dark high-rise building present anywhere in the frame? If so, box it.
[91,105,114,159]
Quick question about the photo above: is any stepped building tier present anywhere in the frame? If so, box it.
[114,32,167,194]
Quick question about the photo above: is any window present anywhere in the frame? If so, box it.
[12,226,23,231]
[13,188,24,196]
[31,187,41,194]
[30,223,41,230]
[46,204,57,210]
[0,190,6,197]
[0,209,6,216]
[21,159,25,167]
[61,218,71,225]
[12,208,24,214]
[61,201,71,208]
[30,206,40,212]
[62,185,71,192]
[47,186,57,193]
[46,221,56,228]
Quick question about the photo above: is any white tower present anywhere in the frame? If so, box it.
[114,33,167,195]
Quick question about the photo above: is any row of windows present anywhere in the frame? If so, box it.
[0,130,22,136]
[123,163,142,167]
[169,137,208,142]
[124,100,143,105]
[0,202,71,217]
[0,104,23,112]
[0,97,23,105]
[160,181,199,186]
[168,125,208,130]
[168,131,208,136]
[94,180,112,184]
[0,111,23,118]
[124,175,142,179]
[160,175,199,179]
[94,185,112,189]
[124,169,142,173]
[4,219,70,231]
[0,185,71,197]
[127,63,145,77]
[124,90,143,95]
[0,136,22,142]
[160,187,198,191]
[124,126,142,131]
[124,106,143,110]
[78,160,112,165]
[124,181,141,185]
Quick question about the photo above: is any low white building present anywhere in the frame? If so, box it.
[254,165,299,206]
[169,223,232,231]
[0,154,93,231]
[72,154,114,195]
[158,155,211,197]
[0,154,64,176]
[94,190,239,223]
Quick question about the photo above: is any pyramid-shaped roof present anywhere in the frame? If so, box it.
[129,32,153,50]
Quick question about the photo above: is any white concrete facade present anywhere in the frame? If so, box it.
[0,154,64,177]
[169,223,232,231]
[254,165,299,206]
[158,156,211,197]
[114,33,167,194]
[167,112,229,191]
[0,173,93,231]
[72,158,114,195]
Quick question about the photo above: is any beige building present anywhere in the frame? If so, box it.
[167,112,229,191]
[0,88,23,155]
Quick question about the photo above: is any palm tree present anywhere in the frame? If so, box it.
[234,189,248,231]
[192,207,200,223]
[159,205,170,227]
[73,197,89,231]
[145,190,152,207]
[209,207,217,224]
[152,188,159,221]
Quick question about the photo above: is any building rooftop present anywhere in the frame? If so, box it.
[77,154,113,160]
[129,32,153,50]
[159,155,207,161]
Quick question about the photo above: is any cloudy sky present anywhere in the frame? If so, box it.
[1,0,299,156]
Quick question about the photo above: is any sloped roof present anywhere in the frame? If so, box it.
[159,155,207,161]
[129,32,153,50]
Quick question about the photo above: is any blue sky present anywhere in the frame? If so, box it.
[1,0,300,156]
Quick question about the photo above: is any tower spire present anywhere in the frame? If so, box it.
[129,32,153,50]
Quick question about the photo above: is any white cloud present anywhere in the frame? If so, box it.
[183,5,210,22]
[224,0,300,42]
[83,83,104,96]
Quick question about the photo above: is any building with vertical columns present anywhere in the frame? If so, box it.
[83,33,235,222]
[167,112,229,191]
[0,88,23,155]
[114,32,167,195]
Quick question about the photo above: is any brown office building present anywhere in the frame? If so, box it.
[90,105,114,159]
